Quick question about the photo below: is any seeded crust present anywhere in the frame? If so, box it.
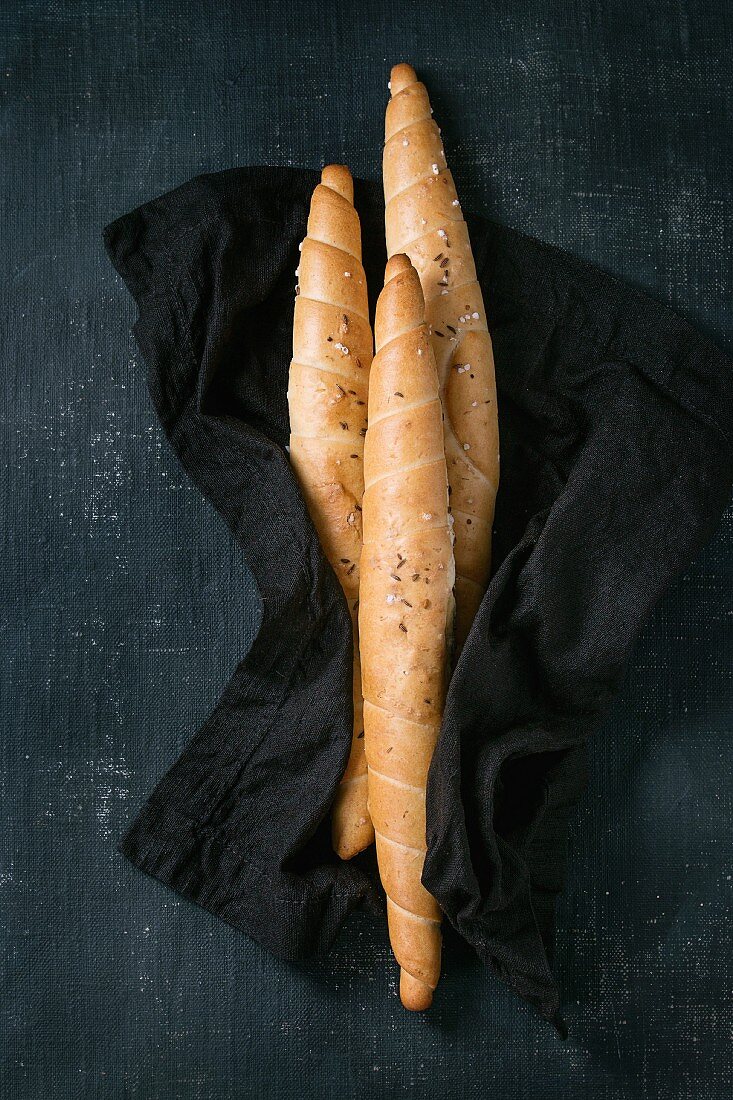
[384,63,499,653]
[360,254,454,1011]
[288,165,375,860]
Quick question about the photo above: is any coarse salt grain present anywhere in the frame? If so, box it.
[471,401,478,407]
[452,199,460,207]
[420,217,427,225]
[417,348,423,356]
[472,311,480,319]
[431,163,439,174]
[437,228,447,238]
[463,443,470,450]
[386,594,397,604]
[421,512,433,520]
[344,271,352,278]
[402,138,409,146]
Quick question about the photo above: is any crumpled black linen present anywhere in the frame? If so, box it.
[105,166,733,1029]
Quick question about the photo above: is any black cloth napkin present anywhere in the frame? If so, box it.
[104,166,733,1030]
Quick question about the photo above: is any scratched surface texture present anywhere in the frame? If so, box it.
[2,1,731,1098]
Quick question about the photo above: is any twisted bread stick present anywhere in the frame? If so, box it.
[360,254,454,1010]
[288,165,375,859]
[384,63,499,652]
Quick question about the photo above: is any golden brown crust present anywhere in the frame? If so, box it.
[288,166,374,859]
[384,64,500,653]
[360,255,453,1010]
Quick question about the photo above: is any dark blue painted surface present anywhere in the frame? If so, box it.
[2,2,731,1096]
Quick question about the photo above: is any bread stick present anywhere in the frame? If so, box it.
[384,64,499,651]
[288,165,374,859]
[360,254,454,1009]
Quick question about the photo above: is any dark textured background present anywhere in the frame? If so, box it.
[2,2,731,1097]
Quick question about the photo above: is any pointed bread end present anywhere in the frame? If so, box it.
[321,164,354,204]
[400,968,434,1011]
[384,253,413,283]
[390,63,418,96]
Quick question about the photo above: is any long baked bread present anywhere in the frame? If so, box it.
[384,63,499,651]
[360,254,454,1010]
[288,165,375,859]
